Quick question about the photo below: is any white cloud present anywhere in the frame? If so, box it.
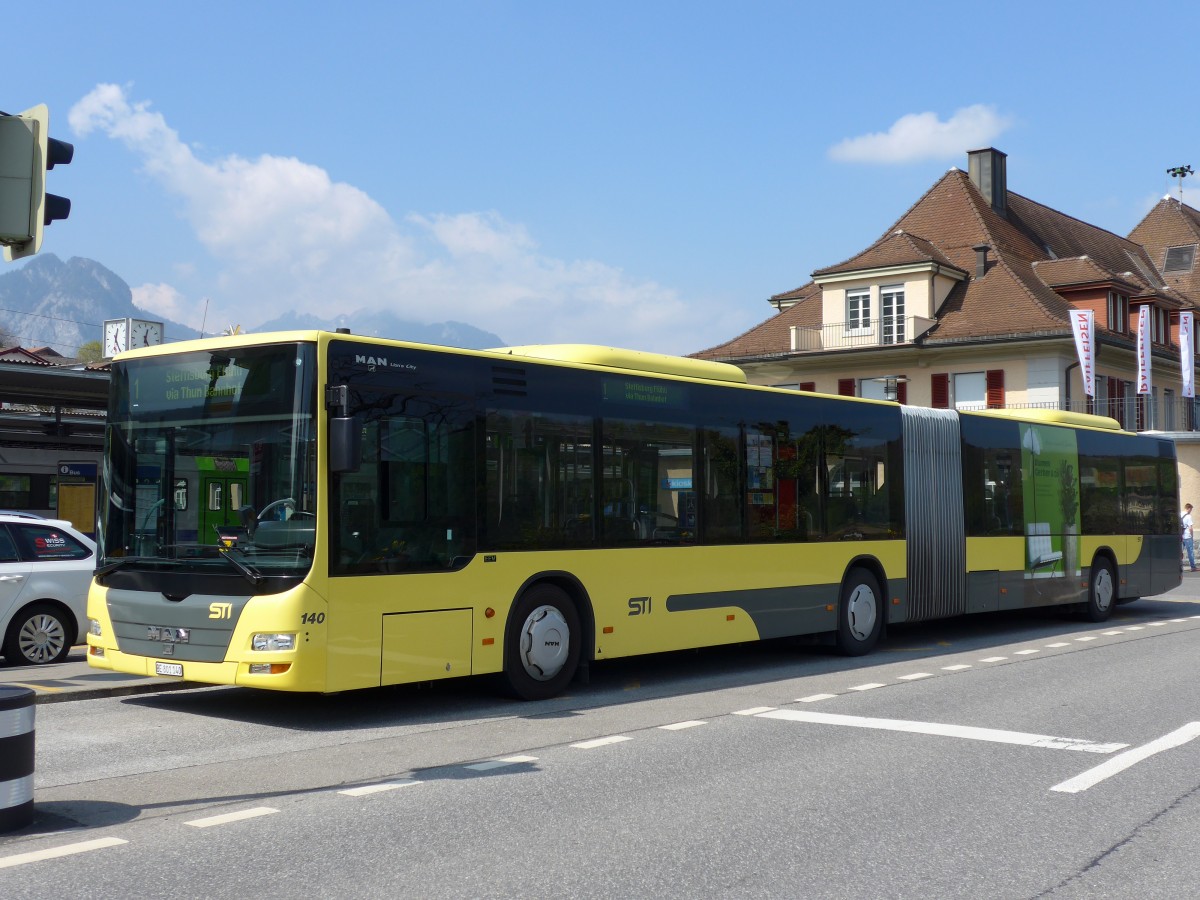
[69,83,734,353]
[828,104,1014,164]
[132,282,198,329]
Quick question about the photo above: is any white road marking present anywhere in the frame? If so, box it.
[1046,642,1071,648]
[1075,636,1097,642]
[797,693,837,703]
[0,837,128,870]
[1124,626,1145,631]
[981,656,1007,662]
[898,673,933,681]
[1102,631,1123,636]
[659,721,706,730]
[754,709,1128,754]
[340,780,419,796]
[733,707,776,716]
[849,683,886,692]
[571,736,632,749]
[464,755,538,771]
[185,807,278,828]
[1148,622,1167,627]
[1052,722,1200,794]
[942,664,971,671]
[1015,649,1040,655]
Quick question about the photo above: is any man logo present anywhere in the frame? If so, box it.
[355,354,387,368]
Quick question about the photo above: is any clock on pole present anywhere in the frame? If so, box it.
[103,317,164,356]
[130,319,163,348]
[102,318,127,357]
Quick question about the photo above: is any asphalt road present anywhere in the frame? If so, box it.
[4,579,1200,897]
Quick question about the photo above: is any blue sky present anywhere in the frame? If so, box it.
[10,2,1200,355]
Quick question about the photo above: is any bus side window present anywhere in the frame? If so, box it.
[600,418,694,546]
[701,427,742,543]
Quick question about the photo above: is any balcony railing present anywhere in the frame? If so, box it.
[790,315,937,352]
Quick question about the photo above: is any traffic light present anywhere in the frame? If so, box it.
[0,104,73,261]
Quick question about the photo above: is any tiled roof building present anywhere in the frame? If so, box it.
[695,148,1197,433]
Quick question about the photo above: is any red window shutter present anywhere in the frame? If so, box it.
[931,373,949,408]
[798,382,815,392]
[837,378,855,397]
[986,369,1005,409]
[897,380,908,405]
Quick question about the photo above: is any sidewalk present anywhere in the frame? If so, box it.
[0,647,197,704]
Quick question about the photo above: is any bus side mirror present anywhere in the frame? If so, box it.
[329,415,363,473]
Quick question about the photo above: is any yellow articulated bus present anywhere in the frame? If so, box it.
[86,331,1182,699]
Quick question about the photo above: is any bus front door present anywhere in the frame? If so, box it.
[200,475,248,544]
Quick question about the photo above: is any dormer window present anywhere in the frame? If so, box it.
[1164,245,1197,275]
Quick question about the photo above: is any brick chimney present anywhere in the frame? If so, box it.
[968,148,1007,217]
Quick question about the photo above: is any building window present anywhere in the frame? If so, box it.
[846,288,871,334]
[1107,292,1129,334]
[1153,307,1168,345]
[880,284,905,344]
[954,372,987,410]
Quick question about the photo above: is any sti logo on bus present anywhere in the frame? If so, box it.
[209,602,233,619]
[628,597,652,616]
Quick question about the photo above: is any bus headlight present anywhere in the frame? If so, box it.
[252,633,296,652]
[89,618,103,637]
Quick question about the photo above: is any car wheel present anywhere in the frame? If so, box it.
[3,603,72,666]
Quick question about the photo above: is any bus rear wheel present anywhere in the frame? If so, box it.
[1084,558,1116,622]
[503,585,581,700]
[836,569,883,656]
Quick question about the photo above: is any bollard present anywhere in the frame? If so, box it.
[0,686,35,832]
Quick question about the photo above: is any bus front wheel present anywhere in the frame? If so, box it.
[503,585,581,701]
[1084,558,1116,622]
[836,569,883,656]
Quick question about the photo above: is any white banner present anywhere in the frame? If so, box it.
[1070,309,1095,397]
[1182,310,1195,399]
[1137,305,1152,395]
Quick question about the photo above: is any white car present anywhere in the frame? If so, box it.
[0,515,96,666]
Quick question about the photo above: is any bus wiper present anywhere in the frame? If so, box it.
[218,547,265,585]
[95,556,183,582]
[94,556,142,581]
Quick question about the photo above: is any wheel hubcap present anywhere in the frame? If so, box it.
[845,584,878,641]
[18,613,65,664]
[519,605,570,682]
[1094,568,1114,612]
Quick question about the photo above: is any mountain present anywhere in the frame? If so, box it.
[0,254,181,355]
[0,254,505,355]
[254,310,503,349]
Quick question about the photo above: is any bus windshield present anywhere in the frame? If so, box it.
[98,342,318,583]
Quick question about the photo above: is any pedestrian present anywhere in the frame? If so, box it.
[1183,503,1196,572]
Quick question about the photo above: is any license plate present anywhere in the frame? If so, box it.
[155,662,184,677]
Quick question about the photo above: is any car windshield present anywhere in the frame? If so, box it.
[97,343,318,581]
